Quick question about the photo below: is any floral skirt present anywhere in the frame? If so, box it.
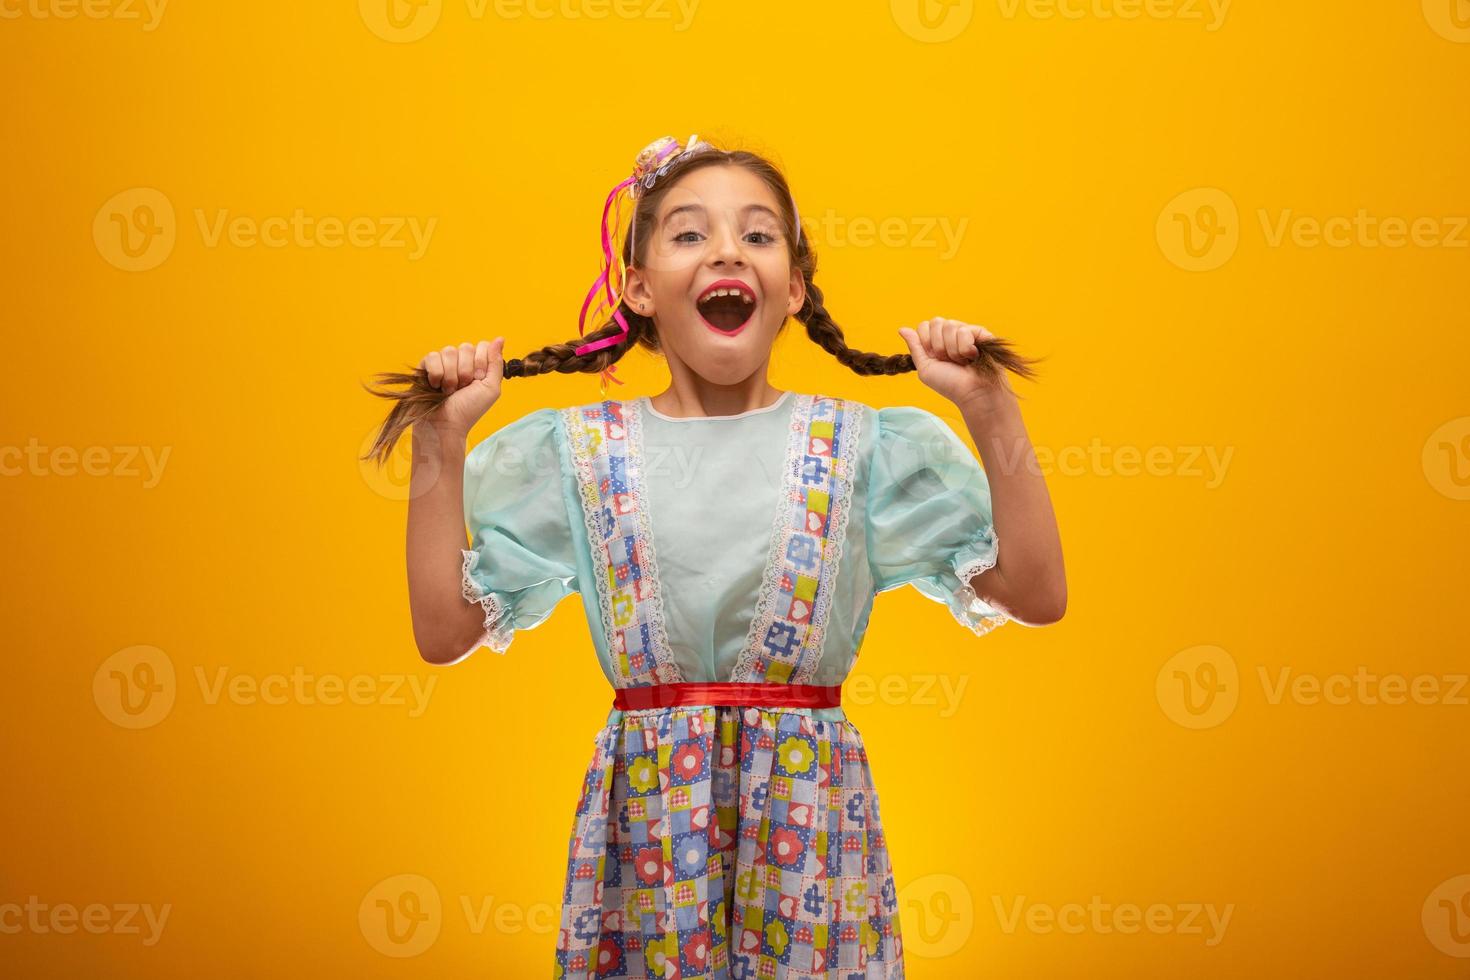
[554,705,905,979]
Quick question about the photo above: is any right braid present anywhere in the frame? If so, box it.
[504,313,653,378]
[797,271,1042,385]
[359,311,651,466]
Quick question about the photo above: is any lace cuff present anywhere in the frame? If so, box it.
[459,549,515,657]
[947,527,1008,637]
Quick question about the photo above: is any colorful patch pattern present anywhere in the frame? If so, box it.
[733,395,861,686]
[562,399,682,686]
[555,706,903,979]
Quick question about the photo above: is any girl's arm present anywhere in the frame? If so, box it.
[899,319,1067,626]
[404,339,509,664]
[406,422,489,664]
[959,389,1067,625]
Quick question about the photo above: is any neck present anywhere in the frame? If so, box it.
[647,373,785,420]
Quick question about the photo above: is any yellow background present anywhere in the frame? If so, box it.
[3,0,1467,976]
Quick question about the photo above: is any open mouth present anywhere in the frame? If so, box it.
[696,280,757,333]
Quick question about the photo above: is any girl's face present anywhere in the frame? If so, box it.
[625,164,804,385]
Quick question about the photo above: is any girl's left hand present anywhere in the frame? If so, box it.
[898,317,1014,407]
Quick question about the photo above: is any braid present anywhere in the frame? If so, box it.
[359,309,650,466]
[798,278,912,376]
[504,312,651,378]
[797,268,1042,385]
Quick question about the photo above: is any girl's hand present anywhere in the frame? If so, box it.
[422,338,506,435]
[898,317,1014,409]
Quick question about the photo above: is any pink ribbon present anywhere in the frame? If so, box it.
[574,140,684,373]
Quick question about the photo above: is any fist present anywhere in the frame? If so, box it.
[422,338,505,434]
[897,317,1010,406]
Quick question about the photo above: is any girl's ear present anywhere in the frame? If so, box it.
[786,266,806,317]
[623,268,653,315]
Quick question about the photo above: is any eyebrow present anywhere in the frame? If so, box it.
[661,203,783,224]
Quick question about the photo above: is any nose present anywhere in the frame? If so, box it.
[706,213,746,267]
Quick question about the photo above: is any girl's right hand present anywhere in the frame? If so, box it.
[422,338,506,435]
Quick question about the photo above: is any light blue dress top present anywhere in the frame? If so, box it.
[456,390,1007,725]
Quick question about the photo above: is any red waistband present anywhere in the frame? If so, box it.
[612,682,842,711]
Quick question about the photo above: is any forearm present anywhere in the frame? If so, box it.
[405,422,486,664]
[956,389,1067,624]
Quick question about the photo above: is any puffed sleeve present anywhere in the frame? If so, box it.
[456,407,581,660]
[866,406,1009,636]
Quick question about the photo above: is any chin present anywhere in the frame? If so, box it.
[684,356,763,386]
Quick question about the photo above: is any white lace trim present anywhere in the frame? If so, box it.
[559,406,620,673]
[801,399,862,681]
[459,548,515,656]
[951,528,1008,637]
[626,398,683,683]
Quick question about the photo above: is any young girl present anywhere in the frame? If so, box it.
[365,135,1066,979]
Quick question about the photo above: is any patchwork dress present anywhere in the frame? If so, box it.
[456,390,1008,979]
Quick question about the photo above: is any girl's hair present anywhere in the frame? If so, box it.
[361,141,1041,465]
